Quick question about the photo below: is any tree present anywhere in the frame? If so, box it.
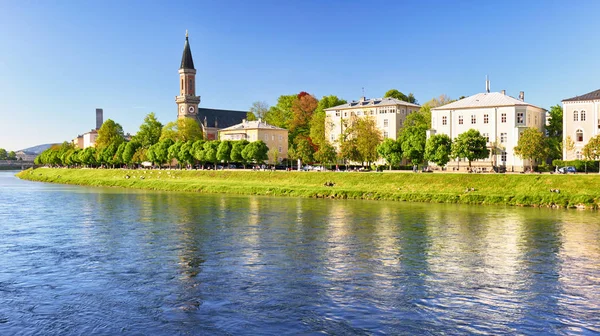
[309,95,347,148]
[246,111,257,121]
[95,119,125,150]
[134,112,163,148]
[203,140,220,169]
[242,140,269,165]
[152,138,174,167]
[160,118,203,142]
[514,128,548,171]
[313,142,337,168]
[582,135,600,172]
[249,101,269,120]
[290,92,318,138]
[263,94,297,129]
[132,147,147,165]
[384,89,417,104]
[123,141,141,168]
[179,141,195,168]
[268,147,280,165]
[546,105,563,138]
[216,141,232,164]
[292,137,314,167]
[451,129,489,168]
[564,136,575,159]
[0,148,7,160]
[79,147,97,167]
[7,151,17,160]
[398,124,427,165]
[423,94,454,108]
[168,141,184,168]
[192,140,206,168]
[230,140,249,168]
[98,142,118,166]
[113,142,127,167]
[377,138,402,170]
[425,134,452,167]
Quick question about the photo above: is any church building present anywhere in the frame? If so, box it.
[176,32,246,139]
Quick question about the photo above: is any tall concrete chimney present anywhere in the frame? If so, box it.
[519,91,524,101]
[96,108,103,130]
[485,76,490,93]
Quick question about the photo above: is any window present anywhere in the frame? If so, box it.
[484,114,489,124]
[330,134,334,141]
[264,134,268,141]
[344,112,347,117]
[576,129,583,142]
[272,135,275,141]
[501,113,506,123]
[576,151,582,160]
[383,131,389,139]
[598,119,600,129]
[278,147,282,153]
[581,110,586,121]
[189,79,193,93]
[335,112,340,117]
[384,119,389,127]
[500,132,507,143]
[442,116,447,125]
[471,115,476,124]
[279,135,283,141]
[501,151,507,162]
[458,115,463,124]
[517,112,524,124]
[574,111,579,121]
[483,133,490,143]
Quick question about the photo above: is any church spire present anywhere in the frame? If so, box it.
[180,30,195,70]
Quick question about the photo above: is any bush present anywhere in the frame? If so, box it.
[551,160,599,172]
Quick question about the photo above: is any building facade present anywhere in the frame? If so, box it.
[218,119,288,164]
[562,89,600,160]
[324,96,420,148]
[430,89,546,171]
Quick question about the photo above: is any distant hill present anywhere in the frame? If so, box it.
[18,143,59,155]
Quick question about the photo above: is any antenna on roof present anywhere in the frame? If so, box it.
[485,75,490,93]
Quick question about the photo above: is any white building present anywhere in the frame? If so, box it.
[561,89,600,160]
[430,88,546,172]
[324,96,420,148]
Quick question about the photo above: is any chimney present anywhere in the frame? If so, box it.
[242,119,246,124]
[519,91,524,101]
[485,76,490,93]
[96,108,103,129]
[501,90,506,95]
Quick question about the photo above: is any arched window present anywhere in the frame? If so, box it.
[181,79,184,94]
[574,111,579,121]
[576,129,584,142]
[581,110,586,121]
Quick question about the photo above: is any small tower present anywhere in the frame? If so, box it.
[176,30,201,119]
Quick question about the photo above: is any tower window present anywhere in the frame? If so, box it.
[576,129,583,142]
[189,79,193,93]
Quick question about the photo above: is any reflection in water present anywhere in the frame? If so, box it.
[0,171,599,334]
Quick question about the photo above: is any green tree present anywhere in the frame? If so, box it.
[268,147,280,165]
[98,142,118,167]
[123,141,141,168]
[249,101,269,120]
[384,89,409,102]
[451,129,489,168]
[168,141,184,168]
[113,142,127,167]
[292,137,315,167]
[95,119,125,150]
[425,134,452,167]
[203,140,220,169]
[398,124,427,165]
[133,112,163,148]
[160,118,203,142]
[242,140,269,165]
[246,111,257,121]
[0,148,7,160]
[153,138,174,167]
[377,138,402,170]
[7,151,17,160]
[230,140,249,168]
[132,147,147,165]
[263,94,297,129]
[192,139,206,168]
[309,95,347,148]
[583,135,600,173]
[546,104,563,138]
[216,140,232,164]
[79,147,97,167]
[514,128,548,171]
[313,142,337,168]
[179,141,195,168]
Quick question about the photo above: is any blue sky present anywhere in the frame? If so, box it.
[1,0,600,150]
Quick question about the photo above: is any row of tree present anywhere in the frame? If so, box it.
[35,138,271,169]
[0,148,18,160]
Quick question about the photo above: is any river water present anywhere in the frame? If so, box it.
[0,171,599,335]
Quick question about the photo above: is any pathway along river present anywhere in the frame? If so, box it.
[1,171,599,335]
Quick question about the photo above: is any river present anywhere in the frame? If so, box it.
[0,171,599,335]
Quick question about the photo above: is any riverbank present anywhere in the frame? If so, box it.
[16,167,600,209]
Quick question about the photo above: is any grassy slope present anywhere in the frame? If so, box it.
[16,168,600,208]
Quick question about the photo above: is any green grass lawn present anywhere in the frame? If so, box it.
[17,168,600,209]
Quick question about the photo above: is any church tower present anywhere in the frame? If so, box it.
[176,31,200,119]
